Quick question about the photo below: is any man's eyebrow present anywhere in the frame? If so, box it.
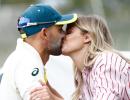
[58,25,63,28]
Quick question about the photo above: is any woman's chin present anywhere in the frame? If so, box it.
[62,48,69,56]
[62,50,67,55]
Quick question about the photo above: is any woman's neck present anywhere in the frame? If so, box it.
[69,47,88,72]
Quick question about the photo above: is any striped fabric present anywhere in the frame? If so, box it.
[81,51,130,100]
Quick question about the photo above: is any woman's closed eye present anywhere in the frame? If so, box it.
[66,27,74,35]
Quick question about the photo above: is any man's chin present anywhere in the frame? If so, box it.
[52,52,62,56]
[49,49,62,56]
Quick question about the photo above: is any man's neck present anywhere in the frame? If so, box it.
[39,50,49,65]
[25,37,49,65]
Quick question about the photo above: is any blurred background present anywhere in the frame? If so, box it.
[0,0,130,67]
[0,0,130,99]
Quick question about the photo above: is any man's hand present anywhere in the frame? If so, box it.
[29,81,64,100]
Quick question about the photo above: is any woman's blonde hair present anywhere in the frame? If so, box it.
[72,15,128,100]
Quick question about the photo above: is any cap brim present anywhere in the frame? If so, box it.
[55,13,77,25]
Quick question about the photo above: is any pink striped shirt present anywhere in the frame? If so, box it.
[81,51,130,100]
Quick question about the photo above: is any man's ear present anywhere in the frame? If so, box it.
[84,33,91,44]
[40,28,47,40]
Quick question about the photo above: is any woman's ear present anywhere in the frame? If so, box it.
[84,33,91,44]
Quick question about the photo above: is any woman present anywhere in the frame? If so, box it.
[30,15,130,100]
[62,15,130,100]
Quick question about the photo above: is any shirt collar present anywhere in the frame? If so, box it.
[16,38,43,64]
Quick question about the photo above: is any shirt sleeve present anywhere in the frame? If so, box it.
[14,60,44,100]
[93,52,130,100]
[124,66,130,100]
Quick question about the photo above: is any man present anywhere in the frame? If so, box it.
[0,4,77,100]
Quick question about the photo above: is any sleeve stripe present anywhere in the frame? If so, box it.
[121,61,126,71]
[107,93,111,100]
[114,56,118,82]
[125,87,130,100]
[105,53,109,88]
[110,53,114,89]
